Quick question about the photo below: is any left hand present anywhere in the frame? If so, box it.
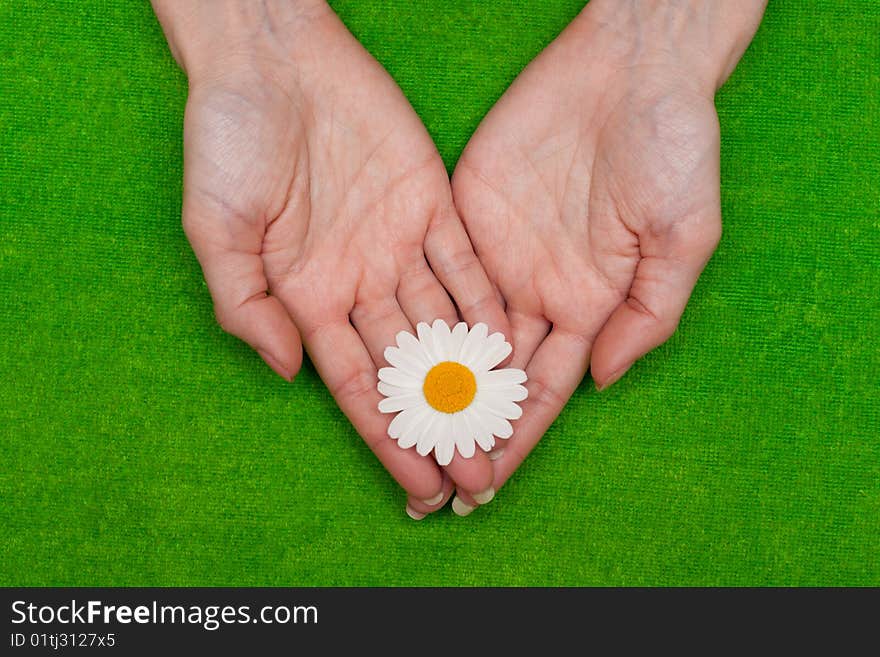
[159,1,509,506]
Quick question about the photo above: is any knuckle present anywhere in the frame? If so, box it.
[626,295,660,323]
[398,262,437,296]
[330,368,376,402]
[213,306,238,335]
[180,212,191,233]
[704,219,723,251]
[626,296,680,337]
[683,215,722,254]
[658,314,681,339]
[436,247,479,279]
[527,375,568,412]
[663,316,681,338]
[458,291,494,317]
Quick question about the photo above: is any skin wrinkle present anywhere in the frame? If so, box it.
[391,241,433,285]
[428,241,482,282]
[624,290,667,328]
[190,120,263,221]
[347,155,438,234]
[228,0,329,66]
[187,84,306,246]
[395,262,450,315]
[601,90,719,237]
[267,146,308,231]
[332,123,398,206]
[268,145,438,287]
[451,159,521,254]
[558,131,593,232]
[586,180,640,262]
[516,140,560,222]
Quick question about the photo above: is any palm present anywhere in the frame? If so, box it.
[452,26,722,488]
[181,10,506,503]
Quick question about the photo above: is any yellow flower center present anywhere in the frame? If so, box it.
[422,361,477,414]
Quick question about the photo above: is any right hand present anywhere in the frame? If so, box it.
[449,0,765,509]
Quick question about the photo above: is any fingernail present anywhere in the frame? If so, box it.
[451,496,474,517]
[488,448,505,461]
[596,364,631,391]
[405,505,426,521]
[421,492,444,506]
[257,349,293,382]
[473,487,495,505]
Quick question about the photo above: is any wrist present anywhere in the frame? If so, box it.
[151,0,329,82]
[578,0,767,93]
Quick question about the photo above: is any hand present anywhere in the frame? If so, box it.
[449,0,765,506]
[156,1,508,503]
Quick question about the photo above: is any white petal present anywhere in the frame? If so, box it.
[497,384,528,402]
[474,403,514,438]
[449,322,469,360]
[430,319,452,360]
[377,381,417,398]
[387,408,409,439]
[463,407,498,452]
[396,331,433,367]
[398,404,434,449]
[435,435,456,466]
[452,412,476,459]
[397,404,434,449]
[462,330,502,369]
[469,338,512,371]
[416,322,441,364]
[478,368,527,387]
[378,394,422,414]
[416,411,443,456]
[388,404,428,440]
[458,322,489,368]
[477,390,523,420]
[384,346,430,377]
[458,408,475,436]
[377,367,422,389]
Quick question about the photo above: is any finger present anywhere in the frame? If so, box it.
[298,314,444,501]
[183,209,302,381]
[447,479,505,516]
[405,473,455,520]
[396,259,501,500]
[442,449,496,502]
[590,217,721,390]
[490,327,591,491]
[507,308,551,370]
[396,257,459,328]
[350,294,414,369]
[450,488,480,517]
[425,206,510,338]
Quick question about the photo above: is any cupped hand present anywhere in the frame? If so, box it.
[450,5,727,504]
[178,3,507,503]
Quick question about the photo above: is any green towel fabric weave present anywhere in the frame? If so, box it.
[0,1,877,585]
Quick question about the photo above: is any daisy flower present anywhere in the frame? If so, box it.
[377,319,528,466]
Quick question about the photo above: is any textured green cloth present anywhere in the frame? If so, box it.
[1,1,878,586]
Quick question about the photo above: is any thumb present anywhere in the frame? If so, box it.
[590,213,721,390]
[183,202,303,382]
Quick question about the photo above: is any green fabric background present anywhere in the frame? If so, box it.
[1,1,877,586]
